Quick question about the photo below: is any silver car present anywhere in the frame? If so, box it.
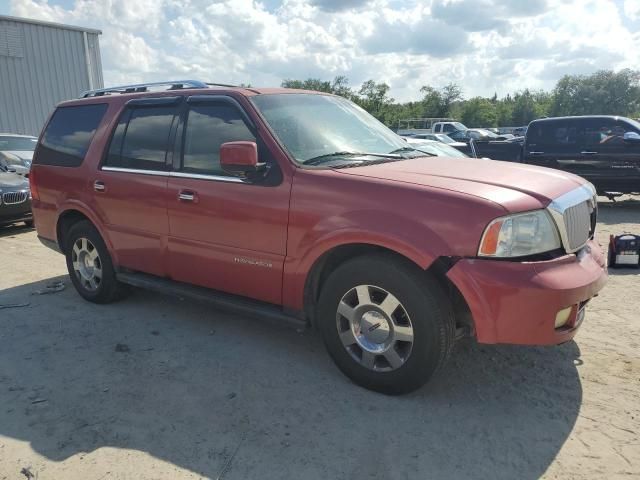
[0,133,37,176]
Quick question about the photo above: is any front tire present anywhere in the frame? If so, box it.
[64,220,127,303]
[317,254,455,395]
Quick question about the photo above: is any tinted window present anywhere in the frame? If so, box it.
[105,106,176,170]
[35,104,107,167]
[528,121,578,148]
[182,104,255,176]
[583,118,623,148]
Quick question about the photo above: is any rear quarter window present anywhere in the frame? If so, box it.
[34,103,108,167]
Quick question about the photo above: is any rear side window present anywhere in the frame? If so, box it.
[527,121,579,148]
[105,106,176,171]
[35,104,107,167]
[181,104,256,176]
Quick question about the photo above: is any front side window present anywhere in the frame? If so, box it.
[181,104,256,176]
[582,118,614,148]
[251,94,407,164]
[105,106,176,170]
[35,104,107,167]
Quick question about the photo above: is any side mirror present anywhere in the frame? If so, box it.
[220,141,264,177]
[623,131,640,143]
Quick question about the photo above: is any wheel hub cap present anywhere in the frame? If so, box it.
[71,237,102,292]
[335,285,414,372]
[359,310,391,345]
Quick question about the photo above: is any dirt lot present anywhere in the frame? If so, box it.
[0,197,639,480]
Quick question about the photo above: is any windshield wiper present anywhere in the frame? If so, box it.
[304,151,402,166]
[389,146,436,157]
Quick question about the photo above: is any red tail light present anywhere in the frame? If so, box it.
[29,168,39,201]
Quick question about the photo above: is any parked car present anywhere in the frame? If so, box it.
[449,128,512,142]
[31,80,607,394]
[432,121,467,135]
[404,138,468,157]
[0,134,37,177]
[512,126,527,137]
[0,151,31,176]
[404,132,465,146]
[480,116,640,195]
[0,133,37,163]
[0,171,32,227]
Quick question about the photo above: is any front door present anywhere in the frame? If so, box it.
[580,117,640,191]
[166,96,289,305]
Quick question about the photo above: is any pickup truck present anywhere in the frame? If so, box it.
[474,116,640,196]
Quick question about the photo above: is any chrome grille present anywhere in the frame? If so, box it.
[2,190,29,205]
[562,201,592,251]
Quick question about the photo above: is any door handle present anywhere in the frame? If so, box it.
[178,190,196,202]
[528,151,544,155]
[94,180,105,192]
[581,151,597,155]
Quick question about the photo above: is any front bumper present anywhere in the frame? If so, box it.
[446,239,607,345]
[0,200,32,226]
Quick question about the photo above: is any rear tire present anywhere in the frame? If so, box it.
[64,220,127,303]
[317,254,455,395]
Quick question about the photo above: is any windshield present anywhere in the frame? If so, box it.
[451,122,467,131]
[408,141,468,158]
[0,136,37,151]
[251,94,409,164]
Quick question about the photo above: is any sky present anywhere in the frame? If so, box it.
[2,0,640,102]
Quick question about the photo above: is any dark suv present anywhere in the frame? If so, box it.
[30,80,607,394]
[523,116,640,195]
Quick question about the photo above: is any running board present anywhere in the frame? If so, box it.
[116,272,307,330]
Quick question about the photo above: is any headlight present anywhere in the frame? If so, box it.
[478,210,561,258]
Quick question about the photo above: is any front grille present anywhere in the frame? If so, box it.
[2,190,29,205]
[562,200,593,251]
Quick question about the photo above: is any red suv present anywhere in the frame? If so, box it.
[30,80,607,394]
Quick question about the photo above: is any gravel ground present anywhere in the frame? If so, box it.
[0,196,638,480]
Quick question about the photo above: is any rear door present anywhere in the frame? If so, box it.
[166,95,289,305]
[525,119,584,174]
[93,97,180,277]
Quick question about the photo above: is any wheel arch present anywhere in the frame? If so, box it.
[56,206,113,257]
[302,243,474,336]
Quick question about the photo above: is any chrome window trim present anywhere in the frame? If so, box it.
[546,183,597,253]
[101,166,244,183]
[169,171,244,183]
[101,166,168,176]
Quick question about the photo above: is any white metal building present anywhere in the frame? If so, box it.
[0,15,103,136]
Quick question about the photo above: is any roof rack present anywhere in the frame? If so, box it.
[80,80,218,98]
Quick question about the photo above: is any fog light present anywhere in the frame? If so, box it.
[555,306,573,328]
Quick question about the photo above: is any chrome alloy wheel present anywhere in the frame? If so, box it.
[71,237,102,292]
[336,285,414,371]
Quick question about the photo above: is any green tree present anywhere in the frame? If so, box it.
[356,80,394,121]
[460,97,497,127]
[551,69,640,116]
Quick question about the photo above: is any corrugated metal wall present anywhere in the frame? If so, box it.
[0,17,103,136]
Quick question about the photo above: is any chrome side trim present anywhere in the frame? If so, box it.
[547,183,597,253]
[101,166,168,176]
[169,172,244,183]
[101,166,245,183]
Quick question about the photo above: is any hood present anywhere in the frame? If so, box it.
[335,157,588,212]
[0,171,29,188]
[3,150,33,163]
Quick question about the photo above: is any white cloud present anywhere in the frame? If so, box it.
[8,0,640,101]
[624,0,640,20]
